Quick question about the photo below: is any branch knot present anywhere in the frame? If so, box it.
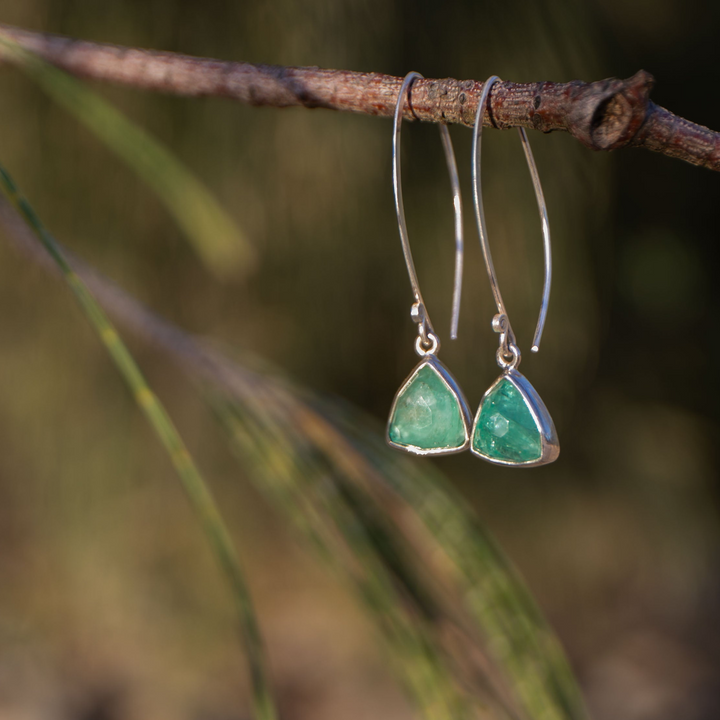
[568,70,655,151]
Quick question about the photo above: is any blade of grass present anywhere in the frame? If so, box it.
[0,33,254,278]
[333,411,590,720]
[212,385,589,720]
[186,343,588,719]
[214,396,492,720]
[0,165,276,720]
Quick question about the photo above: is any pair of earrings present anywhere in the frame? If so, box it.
[386,72,559,468]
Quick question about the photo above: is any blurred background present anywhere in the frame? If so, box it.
[0,1,718,718]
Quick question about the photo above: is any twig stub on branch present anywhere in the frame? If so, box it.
[563,70,654,151]
[1,24,719,171]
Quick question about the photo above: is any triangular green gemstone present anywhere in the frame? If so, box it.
[388,363,466,451]
[472,377,542,463]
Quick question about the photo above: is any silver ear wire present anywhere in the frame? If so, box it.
[471,75,552,359]
[393,71,464,346]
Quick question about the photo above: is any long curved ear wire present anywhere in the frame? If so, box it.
[392,71,465,343]
[386,71,472,456]
[469,76,560,467]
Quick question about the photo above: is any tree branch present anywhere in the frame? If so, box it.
[1,24,719,172]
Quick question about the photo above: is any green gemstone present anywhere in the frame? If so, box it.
[388,363,466,451]
[472,377,542,463]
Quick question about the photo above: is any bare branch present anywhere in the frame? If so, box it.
[1,24,719,171]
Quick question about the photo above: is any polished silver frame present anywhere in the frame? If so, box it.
[470,368,559,467]
[387,354,472,456]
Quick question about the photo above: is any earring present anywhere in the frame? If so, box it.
[469,76,560,467]
[386,72,472,456]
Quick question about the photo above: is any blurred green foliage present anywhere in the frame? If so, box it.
[0,1,718,719]
[0,163,277,720]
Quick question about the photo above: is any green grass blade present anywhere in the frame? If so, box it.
[337,415,590,720]
[0,33,254,278]
[212,395,487,720]
[0,165,276,720]
[205,373,590,720]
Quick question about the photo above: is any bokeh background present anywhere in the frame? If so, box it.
[0,1,719,718]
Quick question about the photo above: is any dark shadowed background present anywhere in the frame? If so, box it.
[0,1,718,719]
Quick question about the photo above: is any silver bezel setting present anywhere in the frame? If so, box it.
[470,368,560,467]
[387,354,472,456]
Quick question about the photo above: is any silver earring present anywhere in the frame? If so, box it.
[386,72,472,456]
[469,76,560,467]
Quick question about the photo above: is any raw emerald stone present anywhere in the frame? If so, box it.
[472,377,542,463]
[388,363,466,450]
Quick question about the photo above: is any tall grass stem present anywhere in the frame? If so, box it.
[0,165,277,720]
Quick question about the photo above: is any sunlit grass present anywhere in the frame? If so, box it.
[208,376,589,720]
[0,166,277,720]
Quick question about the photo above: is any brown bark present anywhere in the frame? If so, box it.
[1,24,719,171]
